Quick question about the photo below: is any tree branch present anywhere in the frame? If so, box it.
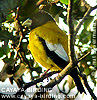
[74,5,97,35]
[15,71,59,96]
[82,74,97,99]
[77,52,91,63]
[67,0,77,63]
[32,63,77,99]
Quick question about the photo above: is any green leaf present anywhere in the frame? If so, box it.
[4,45,10,55]
[84,67,90,75]
[49,3,64,17]
[0,30,13,40]
[0,40,10,57]
[0,48,4,57]
[60,0,77,5]
[20,0,27,6]
[60,0,69,5]
[74,0,77,3]
[90,74,96,86]
[0,45,10,57]
[33,66,42,73]
[84,16,94,30]
[20,42,28,53]
[79,29,91,44]
[6,13,14,22]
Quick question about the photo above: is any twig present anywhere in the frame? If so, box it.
[81,0,91,9]
[77,52,91,63]
[14,7,32,69]
[74,5,97,35]
[82,74,97,99]
[36,0,44,5]
[15,71,59,96]
[14,7,24,60]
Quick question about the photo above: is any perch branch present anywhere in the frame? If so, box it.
[75,5,97,35]
[32,63,76,99]
[15,71,59,96]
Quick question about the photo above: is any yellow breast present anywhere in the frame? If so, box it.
[29,21,68,71]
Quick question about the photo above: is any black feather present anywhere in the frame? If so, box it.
[38,36,86,94]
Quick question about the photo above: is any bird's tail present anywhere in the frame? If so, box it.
[70,68,86,94]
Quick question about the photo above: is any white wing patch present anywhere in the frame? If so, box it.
[45,41,69,61]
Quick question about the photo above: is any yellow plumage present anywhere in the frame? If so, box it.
[29,21,68,71]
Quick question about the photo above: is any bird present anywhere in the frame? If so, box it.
[25,10,86,94]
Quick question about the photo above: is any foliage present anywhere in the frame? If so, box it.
[0,0,96,100]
